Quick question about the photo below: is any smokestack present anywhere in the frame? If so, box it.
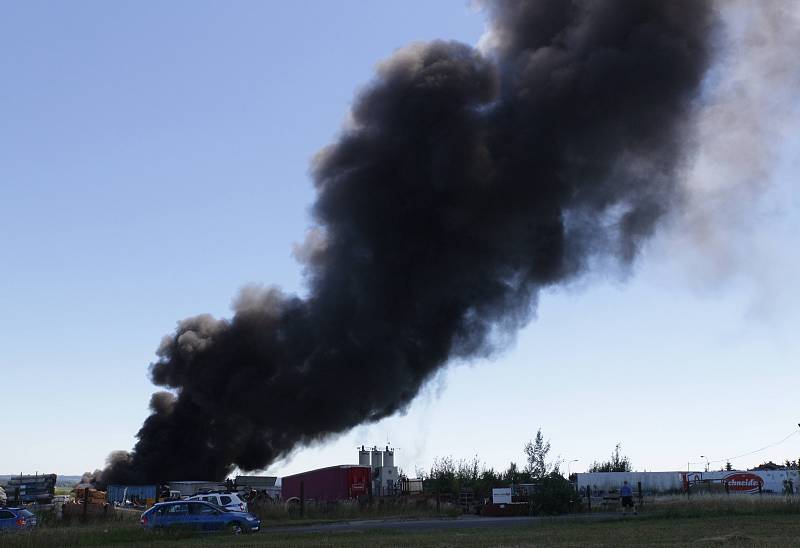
[104,0,716,484]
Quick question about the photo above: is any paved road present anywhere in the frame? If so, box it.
[267,512,621,534]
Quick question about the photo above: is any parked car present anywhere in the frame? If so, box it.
[140,501,260,534]
[187,492,248,512]
[0,507,38,531]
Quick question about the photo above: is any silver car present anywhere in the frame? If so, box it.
[188,492,248,512]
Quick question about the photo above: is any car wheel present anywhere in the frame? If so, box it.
[228,522,243,535]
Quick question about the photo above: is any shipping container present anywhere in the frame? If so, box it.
[282,465,370,502]
[106,485,158,505]
[235,476,277,488]
[235,476,281,500]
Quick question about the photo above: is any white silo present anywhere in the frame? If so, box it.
[382,446,398,494]
[358,445,370,466]
[383,446,394,468]
[371,447,383,468]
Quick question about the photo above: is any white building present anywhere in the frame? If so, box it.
[359,445,398,496]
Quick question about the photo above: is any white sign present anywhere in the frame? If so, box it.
[492,487,512,504]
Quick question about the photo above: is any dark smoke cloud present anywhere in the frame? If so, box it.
[104,0,713,484]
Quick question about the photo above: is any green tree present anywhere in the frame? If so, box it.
[588,443,632,473]
[524,429,551,479]
[419,455,502,499]
[502,461,523,484]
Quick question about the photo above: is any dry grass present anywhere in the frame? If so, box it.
[644,493,800,518]
[2,494,799,547]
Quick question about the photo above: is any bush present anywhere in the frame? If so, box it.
[530,473,578,515]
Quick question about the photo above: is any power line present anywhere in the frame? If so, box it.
[705,429,800,466]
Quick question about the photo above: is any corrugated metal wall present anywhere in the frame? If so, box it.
[107,484,157,504]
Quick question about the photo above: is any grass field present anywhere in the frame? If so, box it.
[1,495,799,547]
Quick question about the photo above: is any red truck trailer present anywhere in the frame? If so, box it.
[282,465,370,502]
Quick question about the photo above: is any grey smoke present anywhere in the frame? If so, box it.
[669,0,800,295]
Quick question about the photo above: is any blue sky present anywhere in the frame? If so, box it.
[1,1,797,478]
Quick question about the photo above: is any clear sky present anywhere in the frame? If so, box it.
[1,1,797,479]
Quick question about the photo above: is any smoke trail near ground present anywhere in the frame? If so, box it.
[102,0,715,484]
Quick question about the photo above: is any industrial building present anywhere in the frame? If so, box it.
[359,445,399,496]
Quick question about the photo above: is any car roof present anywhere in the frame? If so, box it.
[160,499,209,504]
[165,499,228,508]
[152,500,211,508]
[149,499,239,513]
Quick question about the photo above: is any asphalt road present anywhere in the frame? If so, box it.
[267,512,622,534]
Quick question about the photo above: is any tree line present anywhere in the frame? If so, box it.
[413,429,632,511]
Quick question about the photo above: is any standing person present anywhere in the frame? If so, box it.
[620,480,637,516]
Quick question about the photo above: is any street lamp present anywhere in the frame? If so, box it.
[687,457,706,472]
[567,459,579,478]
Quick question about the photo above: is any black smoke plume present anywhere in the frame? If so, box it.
[104,0,714,484]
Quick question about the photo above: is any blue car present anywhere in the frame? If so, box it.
[140,500,260,534]
[0,507,37,531]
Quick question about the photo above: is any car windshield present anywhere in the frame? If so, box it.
[18,510,34,518]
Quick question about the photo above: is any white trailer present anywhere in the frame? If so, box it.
[576,470,800,495]
[577,472,684,494]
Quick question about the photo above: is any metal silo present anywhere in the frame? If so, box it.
[383,446,394,468]
[358,445,371,466]
[371,447,383,468]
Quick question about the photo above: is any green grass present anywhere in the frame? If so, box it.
[3,515,799,547]
[2,495,799,547]
[251,498,462,526]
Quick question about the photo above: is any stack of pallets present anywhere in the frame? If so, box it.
[3,474,57,504]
